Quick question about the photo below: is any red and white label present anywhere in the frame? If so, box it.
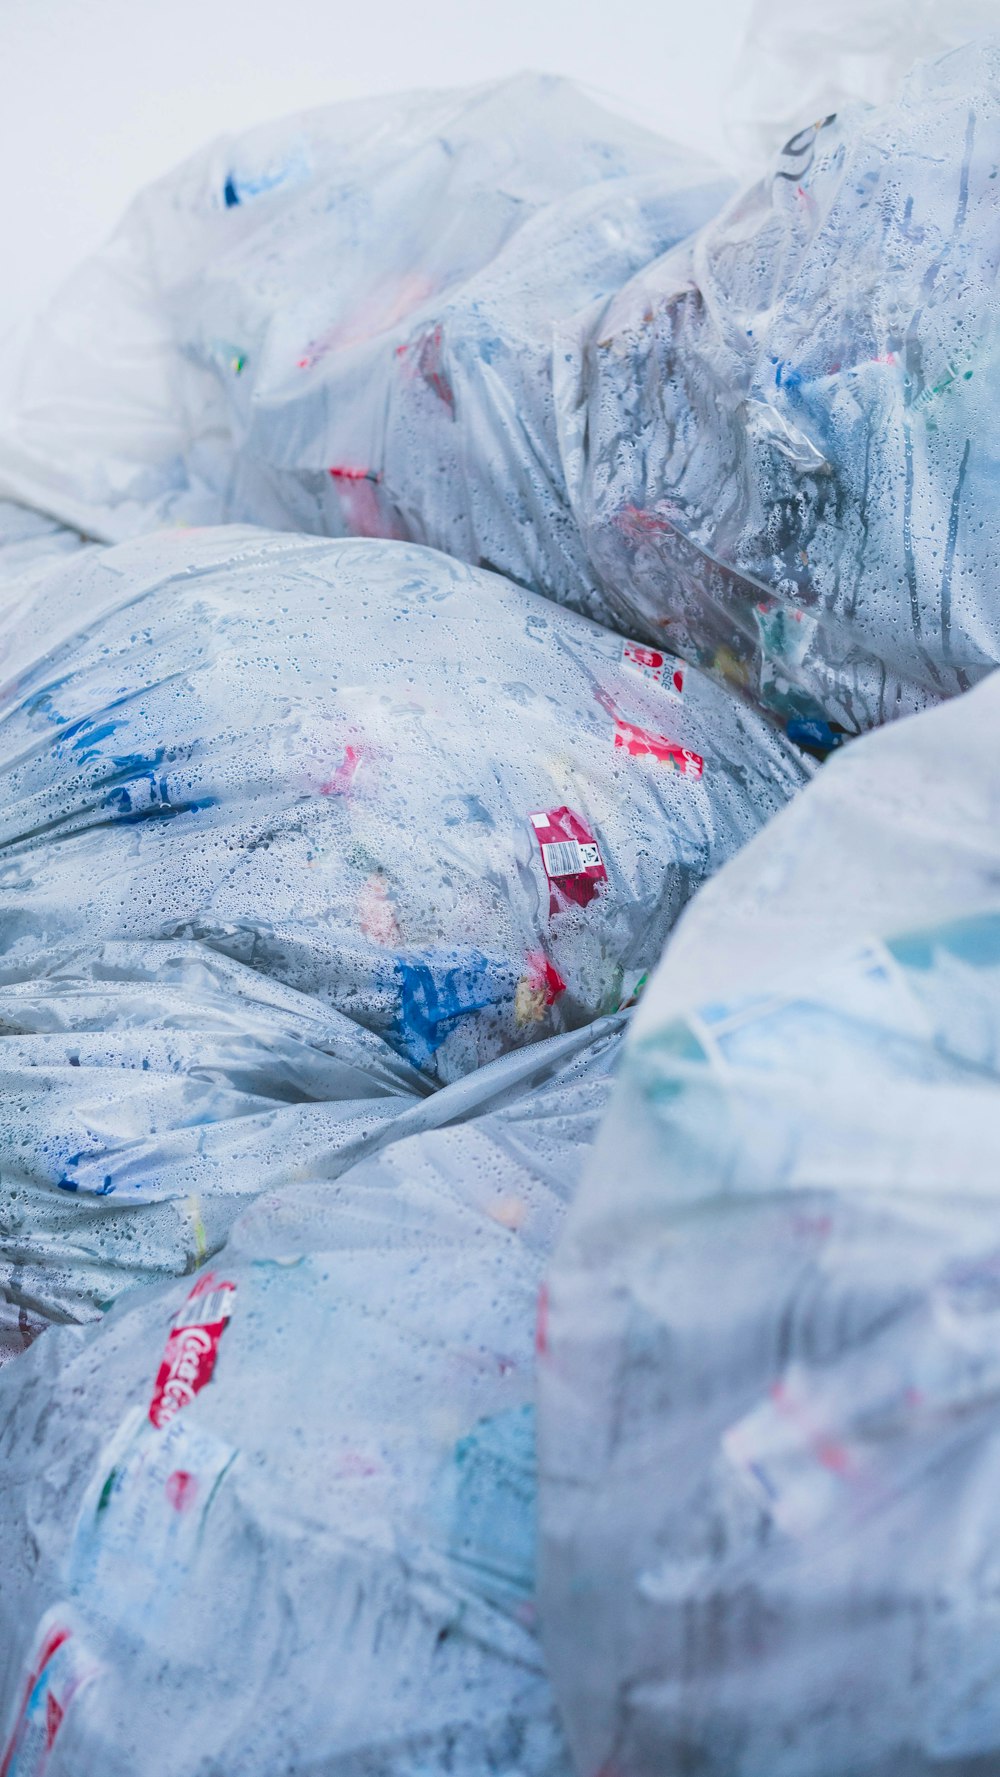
[0,1610,99,1777]
[622,641,685,695]
[596,685,703,776]
[529,808,607,910]
[612,716,703,777]
[148,1273,236,1430]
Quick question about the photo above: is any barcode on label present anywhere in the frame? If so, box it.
[541,839,602,878]
[173,1287,234,1331]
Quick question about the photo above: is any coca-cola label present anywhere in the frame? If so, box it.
[149,1274,236,1429]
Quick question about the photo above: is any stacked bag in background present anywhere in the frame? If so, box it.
[0,75,729,624]
[7,47,1000,749]
[539,672,1000,1776]
[557,38,1000,737]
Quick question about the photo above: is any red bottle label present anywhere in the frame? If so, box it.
[148,1274,236,1430]
[529,808,607,910]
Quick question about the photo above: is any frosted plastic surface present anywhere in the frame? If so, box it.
[0,525,809,1091]
[0,1019,622,1777]
[0,76,728,624]
[559,40,1000,736]
[539,672,1000,1776]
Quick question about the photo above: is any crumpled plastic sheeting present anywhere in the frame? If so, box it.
[0,939,421,1336]
[538,673,1000,1777]
[0,1018,623,1777]
[0,76,729,624]
[558,38,1000,739]
[0,526,810,1092]
[0,930,621,1333]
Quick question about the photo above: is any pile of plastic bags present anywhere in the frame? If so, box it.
[0,520,805,1331]
[2,27,1000,1777]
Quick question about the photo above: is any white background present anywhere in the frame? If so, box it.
[0,0,756,339]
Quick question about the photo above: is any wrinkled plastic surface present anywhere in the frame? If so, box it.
[0,939,419,1333]
[0,1018,623,1777]
[0,76,729,624]
[539,671,1000,1777]
[0,935,622,1333]
[559,39,1000,737]
[0,525,808,1087]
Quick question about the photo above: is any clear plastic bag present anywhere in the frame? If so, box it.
[0,1017,622,1777]
[0,522,808,1324]
[0,938,420,1328]
[0,525,808,1086]
[539,670,1000,1777]
[558,38,1000,739]
[0,76,729,627]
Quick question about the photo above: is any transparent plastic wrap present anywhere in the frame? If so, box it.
[0,76,729,623]
[539,672,1000,1777]
[559,38,1000,738]
[0,525,809,1096]
[728,0,998,163]
[0,1018,622,1777]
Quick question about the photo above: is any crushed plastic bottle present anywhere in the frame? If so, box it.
[0,1017,622,1777]
[539,670,1000,1777]
[557,38,1000,736]
[0,76,729,625]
